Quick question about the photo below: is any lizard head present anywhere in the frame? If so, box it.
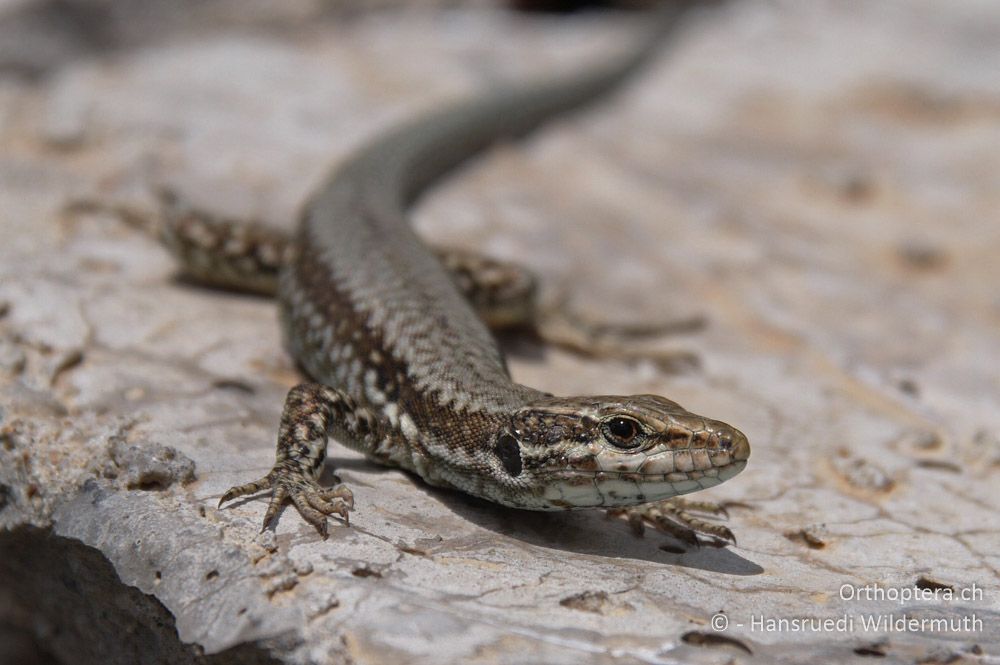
[489,394,749,509]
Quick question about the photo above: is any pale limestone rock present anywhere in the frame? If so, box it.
[1,1,998,663]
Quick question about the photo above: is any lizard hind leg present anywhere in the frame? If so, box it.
[156,190,290,297]
[219,382,373,538]
[61,190,290,297]
[433,246,540,330]
[433,245,701,371]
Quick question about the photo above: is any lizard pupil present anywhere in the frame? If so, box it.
[606,417,639,447]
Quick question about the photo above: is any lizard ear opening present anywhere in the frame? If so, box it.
[495,433,522,477]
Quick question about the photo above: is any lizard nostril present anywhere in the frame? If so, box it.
[731,432,751,462]
[719,436,732,451]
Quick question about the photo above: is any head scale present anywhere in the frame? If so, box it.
[481,394,750,510]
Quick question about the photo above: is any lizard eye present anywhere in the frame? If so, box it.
[603,417,642,449]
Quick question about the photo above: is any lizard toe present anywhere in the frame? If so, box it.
[219,472,275,508]
[611,497,741,548]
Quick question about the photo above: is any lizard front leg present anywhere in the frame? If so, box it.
[219,382,382,537]
[609,497,742,548]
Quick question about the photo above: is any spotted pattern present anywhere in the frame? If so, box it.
[158,193,287,296]
[210,4,751,535]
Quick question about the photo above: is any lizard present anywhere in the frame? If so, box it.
[113,1,751,546]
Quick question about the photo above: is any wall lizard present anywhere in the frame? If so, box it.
[145,2,751,546]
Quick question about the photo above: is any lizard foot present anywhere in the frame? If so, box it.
[608,497,740,548]
[219,467,354,538]
[535,303,705,373]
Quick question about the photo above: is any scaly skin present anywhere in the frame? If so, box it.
[161,3,751,544]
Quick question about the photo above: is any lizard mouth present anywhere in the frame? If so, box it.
[526,459,748,509]
[535,464,743,482]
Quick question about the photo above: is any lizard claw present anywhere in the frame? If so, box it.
[219,468,352,537]
[609,497,741,548]
[218,472,275,508]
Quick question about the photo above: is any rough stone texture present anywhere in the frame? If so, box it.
[1,1,998,664]
[0,527,283,665]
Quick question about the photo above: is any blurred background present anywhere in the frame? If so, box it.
[1,1,998,664]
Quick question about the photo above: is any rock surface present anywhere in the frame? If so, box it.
[1,1,998,663]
